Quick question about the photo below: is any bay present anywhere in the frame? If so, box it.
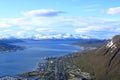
[0,39,81,76]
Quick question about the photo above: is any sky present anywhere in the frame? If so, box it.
[0,0,120,39]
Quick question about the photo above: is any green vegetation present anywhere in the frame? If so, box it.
[73,50,96,79]
[18,71,41,77]
[74,51,120,80]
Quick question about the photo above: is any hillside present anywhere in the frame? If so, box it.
[0,43,25,53]
[73,35,120,80]
[0,38,24,43]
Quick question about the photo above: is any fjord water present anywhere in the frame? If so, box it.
[0,39,80,76]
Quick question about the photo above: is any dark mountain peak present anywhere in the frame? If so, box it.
[97,35,120,56]
[105,35,120,51]
[112,35,120,46]
[112,35,120,41]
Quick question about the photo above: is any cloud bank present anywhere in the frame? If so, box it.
[0,9,120,39]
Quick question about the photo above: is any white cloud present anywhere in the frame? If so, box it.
[106,7,120,14]
[3,29,12,32]
[0,22,11,27]
[75,26,99,33]
[22,9,65,17]
[72,21,88,27]
[20,26,34,30]
[35,28,55,33]
[16,31,24,36]
[75,23,120,34]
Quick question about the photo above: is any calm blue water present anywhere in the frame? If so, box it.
[0,39,80,76]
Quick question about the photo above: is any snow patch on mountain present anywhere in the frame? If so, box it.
[106,40,117,49]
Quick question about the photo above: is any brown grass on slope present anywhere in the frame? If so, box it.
[74,35,120,80]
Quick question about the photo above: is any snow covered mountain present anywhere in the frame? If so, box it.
[0,34,90,40]
[30,34,90,40]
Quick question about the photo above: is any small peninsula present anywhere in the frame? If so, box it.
[0,43,25,53]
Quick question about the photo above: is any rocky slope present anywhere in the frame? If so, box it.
[74,35,120,80]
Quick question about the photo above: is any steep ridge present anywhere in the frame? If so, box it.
[74,35,120,80]
[94,35,120,80]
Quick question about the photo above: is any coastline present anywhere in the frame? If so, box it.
[0,40,82,78]
[18,56,91,80]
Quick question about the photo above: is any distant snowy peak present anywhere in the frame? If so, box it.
[0,34,90,40]
[33,34,90,40]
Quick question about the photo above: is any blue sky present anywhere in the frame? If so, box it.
[0,0,120,39]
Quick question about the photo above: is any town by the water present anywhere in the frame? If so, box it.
[0,55,91,80]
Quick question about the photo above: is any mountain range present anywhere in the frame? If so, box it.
[0,34,90,40]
